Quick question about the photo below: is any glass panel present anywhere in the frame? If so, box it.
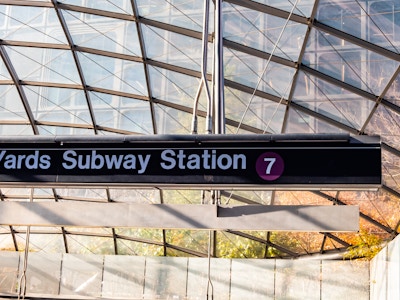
[0,234,16,251]
[143,257,188,298]
[230,259,275,299]
[142,24,208,72]
[269,232,309,256]
[149,66,207,110]
[304,28,400,95]
[321,260,370,299]
[225,48,295,98]
[368,52,399,95]
[0,252,19,293]
[339,190,400,230]
[117,239,163,256]
[224,3,307,61]
[221,190,273,205]
[116,228,163,242]
[102,256,145,298]
[316,0,362,41]
[78,52,148,96]
[385,73,400,105]
[6,46,81,84]
[116,228,164,255]
[165,229,208,254]
[216,231,267,258]
[0,54,11,80]
[225,87,286,134]
[0,125,33,135]
[0,6,67,44]
[292,71,375,130]
[154,104,205,134]
[365,104,400,151]
[317,0,400,53]
[274,191,331,205]
[60,253,103,296]
[0,85,28,121]
[284,106,347,133]
[275,260,320,299]
[32,188,55,199]
[162,190,202,204]
[226,124,255,134]
[56,188,108,201]
[336,223,391,257]
[36,110,91,125]
[24,253,62,295]
[66,231,115,254]
[253,0,315,18]
[166,247,196,257]
[58,0,133,14]
[96,130,123,136]
[368,1,400,53]
[38,126,95,135]
[26,233,65,253]
[137,0,212,32]
[382,148,400,194]
[0,226,10,234]
[109,189,161,203]
[0,187,31,198]
[24,86,92,125]
[62,10,141,56]
[90,92,153,134]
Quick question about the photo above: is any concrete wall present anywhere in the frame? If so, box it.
[370,234,400,300]
[0,252,370,299]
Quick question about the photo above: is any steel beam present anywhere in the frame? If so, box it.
[0,202,359,232]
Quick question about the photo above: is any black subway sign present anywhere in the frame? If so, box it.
[0,134,381,189]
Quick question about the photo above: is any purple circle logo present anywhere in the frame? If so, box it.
[256,152,284,181]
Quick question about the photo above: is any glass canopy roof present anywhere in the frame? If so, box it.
[0,0,399,259]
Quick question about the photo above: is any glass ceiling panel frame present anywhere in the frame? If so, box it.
[0,0,397,260]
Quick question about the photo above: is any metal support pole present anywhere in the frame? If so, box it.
[192,0,212,134]
[214,0,225,134]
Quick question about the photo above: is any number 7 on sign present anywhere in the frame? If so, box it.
[256,152,284,181]
[263,157,276,175]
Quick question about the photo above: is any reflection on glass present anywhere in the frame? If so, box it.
[142,25,206,72]
[317,0,400,52]
[365,104,400,151]
[149,66,206,110]
[368,1,400,52]
[6,47,81,84]
[137,0,210,32]
[225,87,285,133]
[91,92,153,134]
[304,28,400,95]
[78,52,148,96]
[284,107,346,133]
[63,10,141,56]
[317,1,361,46]
[225,48,295,98]
[382,149,400,194]
[292,71,374,129]
[0,6,67,44]
[224,3,307,61]
[25,86,92,125]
